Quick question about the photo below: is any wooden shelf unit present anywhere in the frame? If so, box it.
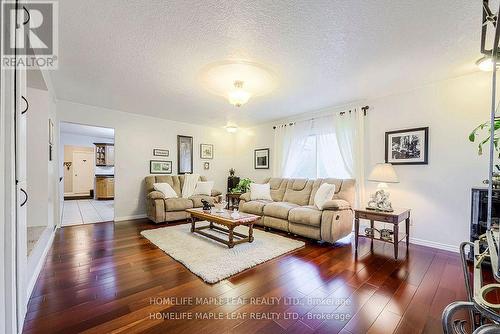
[94,143,114,167]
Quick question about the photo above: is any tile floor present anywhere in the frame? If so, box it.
[62,200,114,226]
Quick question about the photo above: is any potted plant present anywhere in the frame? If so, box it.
[231,178,252,193]
[469,119,500,156]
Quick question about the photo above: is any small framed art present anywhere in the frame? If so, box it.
[150,160,172,174]
[385,127,429,165]
[254,148,270,169]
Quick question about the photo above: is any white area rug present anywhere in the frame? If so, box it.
[141,223,305,283]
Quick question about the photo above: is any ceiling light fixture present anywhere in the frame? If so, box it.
[224,125,238,133]
[227,80,251,107]
[476,56,499,71]
[200,59,277,107]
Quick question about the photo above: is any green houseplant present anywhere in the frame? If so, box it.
[231,178,252,193]
[469,119,500,156]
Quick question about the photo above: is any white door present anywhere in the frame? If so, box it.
[72,152,94,194]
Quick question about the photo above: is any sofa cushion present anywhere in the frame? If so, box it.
[164,198,193,211]
[289,205,323,227]
[239,200,272,216]
[283,179,314,206]
[263,201,298,220]
[189,195,215,208]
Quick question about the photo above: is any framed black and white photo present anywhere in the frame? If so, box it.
[254,148,270,169]
[150,160,172,174]
[204,162,210,170]
[153,149,169,157]
[177,135,193,174]
[200,144,213,159]
[385,127,429,165]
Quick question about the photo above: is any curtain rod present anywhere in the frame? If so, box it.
[273,105,369,129]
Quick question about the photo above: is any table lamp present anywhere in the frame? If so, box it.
[367,163,399,212]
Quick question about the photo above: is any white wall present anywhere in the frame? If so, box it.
[364,71,490,251]
[27,88,50,228]
[57,100,234,221]
[231,71,491,251]
[231,123,275,183]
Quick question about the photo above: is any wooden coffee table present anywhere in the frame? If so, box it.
[186,208,260,248]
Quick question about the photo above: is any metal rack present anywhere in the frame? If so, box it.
[441,1,500,333]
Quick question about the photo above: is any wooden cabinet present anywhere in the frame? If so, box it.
[96,177,114,200]
[94,143,114,166]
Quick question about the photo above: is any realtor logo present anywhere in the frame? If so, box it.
[1,1,58,69]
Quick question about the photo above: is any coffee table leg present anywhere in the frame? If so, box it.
[249,224,254,243]
[228,226,234,248]
[190,218,195,233]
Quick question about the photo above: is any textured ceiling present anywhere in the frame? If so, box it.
[51,0,480,127]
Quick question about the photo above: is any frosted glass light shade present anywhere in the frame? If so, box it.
[200,60,277,106]
[228,89,251,107]
[368,163,399,183]
[476,56,499,72]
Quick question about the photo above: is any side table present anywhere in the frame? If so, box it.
[354,208,411,259]
[226,193,242,210]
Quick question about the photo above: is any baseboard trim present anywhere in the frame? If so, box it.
[409,237,458,253]
[26,227,56,303]
[114,214,147,222]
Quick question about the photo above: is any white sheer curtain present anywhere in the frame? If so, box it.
[282,120,313,178]
[273,109,365,206]
[333,108,365,206]
[272,124,291,177]
[314,116,351,179]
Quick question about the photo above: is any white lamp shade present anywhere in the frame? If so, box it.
[368,163,399,183]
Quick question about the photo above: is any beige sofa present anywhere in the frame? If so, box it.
[145,175,222,223]
[239,178,355,243]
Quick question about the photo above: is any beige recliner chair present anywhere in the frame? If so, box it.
[145,175,222,223]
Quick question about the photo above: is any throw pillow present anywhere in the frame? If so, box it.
[153,183,178,199]
[314,183,336,210]
[193,181,214,196]
[250,183,272,201]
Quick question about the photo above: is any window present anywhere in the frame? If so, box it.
[292,133,351,179]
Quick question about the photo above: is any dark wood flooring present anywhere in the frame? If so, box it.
[22,219,468,334]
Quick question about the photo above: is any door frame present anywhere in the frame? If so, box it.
[71,150,95,195]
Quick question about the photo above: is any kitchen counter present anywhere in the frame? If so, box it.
[96,175,114,178]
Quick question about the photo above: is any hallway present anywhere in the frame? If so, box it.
[61,200,114,226]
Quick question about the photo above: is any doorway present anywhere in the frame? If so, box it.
[59,122,115,226]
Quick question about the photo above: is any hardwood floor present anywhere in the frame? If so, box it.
[23,219,467,334]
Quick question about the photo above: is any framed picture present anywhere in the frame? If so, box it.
[153,149,169,157]
[200,144,213,159]
[150,160,172,174]
[177,135,193,174]
[204,162,210,170]
[48,119,54,145]
[385,127,429,165]
[254,148,270,169]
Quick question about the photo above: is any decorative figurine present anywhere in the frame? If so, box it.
[380,229,394,241]
[201,199,213,212]
[365,227,377,238]
[229,168,236,176]
[367,189,394,212]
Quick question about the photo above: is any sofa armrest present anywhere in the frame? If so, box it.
[239,192,251,202]
[147,191,165,200]
[211,189,222,197]
[322,199,351,211]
